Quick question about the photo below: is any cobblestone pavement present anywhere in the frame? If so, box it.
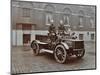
[11,42,96,74]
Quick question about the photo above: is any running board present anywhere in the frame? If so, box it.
[40,49,53,54]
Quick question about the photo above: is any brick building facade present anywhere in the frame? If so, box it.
[11,0,96,46]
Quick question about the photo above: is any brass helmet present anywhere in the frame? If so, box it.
[50,20,54,24]
[60,20,63,25]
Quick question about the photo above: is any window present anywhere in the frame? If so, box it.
[90,18,94,28]
[87,32,89,35]
[91,33,94,40]
[22,24,32,30]
[44,5,54,25]
[63,8,71,26]
[23,8,30,17]
[79,34,84,40]
[79,17,83,27]
[16,23,22,29]
[63,15,69,25]
[79,10,84,27]
[46,13,53,25]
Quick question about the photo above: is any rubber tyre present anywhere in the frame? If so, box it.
[31,41,40,56]
[54,44,68,64]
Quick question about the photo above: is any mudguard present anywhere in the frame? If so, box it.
[60,42,69,50]
[32,40,48,44]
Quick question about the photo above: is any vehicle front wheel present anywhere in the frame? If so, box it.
[54,44,68,64]
[31,41,40,56]
[76,49,85,59]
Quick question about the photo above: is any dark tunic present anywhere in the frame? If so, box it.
[58,24,66,35]
[49,24,56,33]
[58,24,65,31]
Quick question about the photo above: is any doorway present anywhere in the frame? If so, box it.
[23,34,31,46]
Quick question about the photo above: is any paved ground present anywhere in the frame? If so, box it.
[11,41,96,74]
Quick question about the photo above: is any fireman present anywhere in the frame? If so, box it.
[48,20,56,34]
[71,32,77,39]
[58,20,65,35]
[48,24,56,34]
[48,20,57,44]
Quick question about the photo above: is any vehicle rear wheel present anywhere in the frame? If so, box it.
[31,41,40,56]
[76,49,85,59]
[54,44,68,64]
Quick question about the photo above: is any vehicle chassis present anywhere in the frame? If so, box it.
[31,33,85,64]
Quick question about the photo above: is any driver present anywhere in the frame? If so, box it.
[48,20,56,34]
[48,20,57,44]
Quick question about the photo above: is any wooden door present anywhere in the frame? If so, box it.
[23,34,30,45]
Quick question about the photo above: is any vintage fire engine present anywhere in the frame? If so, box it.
[31,27,85,64]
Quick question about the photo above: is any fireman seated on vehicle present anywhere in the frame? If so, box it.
[58,20,66,35]
[71,32,77,39]
[48,20,57,43]
[48,20,56,34]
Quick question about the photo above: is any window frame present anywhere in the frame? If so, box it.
[90,18,94,28]
[63,15,70,25]
[45,12,53,26]
[79,34,84,40]
[22,8,30,17]
[91,33,94,40]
